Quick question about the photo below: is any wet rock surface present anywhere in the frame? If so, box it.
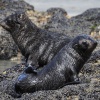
[0,51,100,100]
[0,0,100,99]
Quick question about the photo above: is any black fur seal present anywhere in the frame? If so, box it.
[15,34,97,93]
[0,12,71,68]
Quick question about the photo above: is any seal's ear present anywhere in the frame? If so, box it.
[17,13,24,19]
[73,43,79,50]
[16,12,26,20]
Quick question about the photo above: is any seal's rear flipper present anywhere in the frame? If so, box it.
[58,81,80,89]
[65,81,80,85]
[24,66,37,74]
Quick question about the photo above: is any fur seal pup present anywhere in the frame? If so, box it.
[0,12,71,68]
[15,34,97,93]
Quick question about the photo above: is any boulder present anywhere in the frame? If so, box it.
[47,8,67,15]
[43,8,100,38]
[0,34,17,60]
[74,8,100,25]
[43,12,70,36]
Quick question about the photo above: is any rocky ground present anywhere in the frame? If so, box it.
[0,0,100,100]
[0,51,100,100]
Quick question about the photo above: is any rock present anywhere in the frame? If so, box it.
[0,28,18,60]
[88,50,100,63]
[26,10,51,28]
[0,27,24,60]
[68,8,100,37]
[90,25,100,40]
[74,8,100,25]
[43,11,90,37]
[0,0,34,20]
[43,8,100,38]
[72,8,100,38]
[42,12,71,36]
[46,8,67,15]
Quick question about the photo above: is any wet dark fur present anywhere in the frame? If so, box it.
[15,34,97,94]
[0,12,71,68]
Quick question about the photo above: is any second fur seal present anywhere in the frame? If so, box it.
[15,34,97,93]
[0,12,71,68]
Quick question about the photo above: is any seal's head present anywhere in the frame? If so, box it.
[0,12,27,32]
[71,34,97,60]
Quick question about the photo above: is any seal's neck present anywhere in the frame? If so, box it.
[25,18,38,32]
[10,18,39,55]
[67,45,85,74]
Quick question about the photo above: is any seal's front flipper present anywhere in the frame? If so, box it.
[24,66,37,74]
[27,55,39,69]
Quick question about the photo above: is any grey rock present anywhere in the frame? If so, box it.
[44,8,100,37]
[74,8,100,25]
[43,13,91,37]
[88,50,100,63]
[43,12,70,36]
[0,29,18,60]
[47,7,67,15]
[0,0,34,20]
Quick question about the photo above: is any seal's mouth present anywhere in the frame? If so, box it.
[0,19,11,32]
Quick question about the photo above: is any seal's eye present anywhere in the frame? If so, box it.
[17,14,22,19]
[20,14,23,19]
[73,44,78,48]
[18,14,25,21]
[73,40,89,52]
